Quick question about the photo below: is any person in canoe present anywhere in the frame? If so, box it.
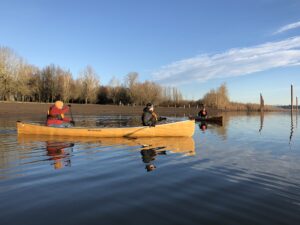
[47,101,74,128]
[198,105,208,119]
[142,103,166,127]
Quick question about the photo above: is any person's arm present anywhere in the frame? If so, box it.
[51,106,69,115]
[60,106,69,114]
[158,116,167,121]
[57,107,71,122]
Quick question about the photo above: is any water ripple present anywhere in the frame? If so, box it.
[1,114,300,225]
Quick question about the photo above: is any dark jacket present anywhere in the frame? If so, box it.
[142,107,158,126]
[198,109,207,118]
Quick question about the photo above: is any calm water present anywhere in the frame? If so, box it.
[1,113,300,225]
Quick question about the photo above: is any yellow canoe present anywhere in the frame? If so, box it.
[17,120,195,138]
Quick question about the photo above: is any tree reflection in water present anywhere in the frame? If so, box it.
[289,113,294,145]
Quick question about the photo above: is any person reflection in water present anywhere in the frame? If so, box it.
[199,122,207,132]
[46,141,74,169]
[140,146,166,172]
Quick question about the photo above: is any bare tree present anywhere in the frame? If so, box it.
[202,83,229,109]
[40,65,57,102]
[125,72,139,104]
[28,70,42,102]
[79,65,100,104]
[216,83,229,109]
[0,47,21,100]
[140,81,162,105]
[172,87,182,105]
[108,76,121,104]
[57,69,73,103]
[124,72,138,89]
[14,62,37,101]
[70,79,83,103]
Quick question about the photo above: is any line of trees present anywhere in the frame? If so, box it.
[0,46,183,105]
[199,83,277,111]
[201,83,230,110]
[0,46,279,111]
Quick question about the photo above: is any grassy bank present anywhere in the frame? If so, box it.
[0,102,201,119]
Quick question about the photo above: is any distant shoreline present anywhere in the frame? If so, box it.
[0,102,200,119]
[0,101,285,120]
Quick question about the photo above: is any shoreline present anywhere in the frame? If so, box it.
[0,101,285,120]
[0,102,200,119]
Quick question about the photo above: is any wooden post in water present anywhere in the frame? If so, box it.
[291,84,294,113]
[296,96,298,113]
[259,93,265,133]
[296,96,298,129]
[260,93,264,113]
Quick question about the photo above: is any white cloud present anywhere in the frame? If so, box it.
[152,36,300,85]
[274,21,300,34]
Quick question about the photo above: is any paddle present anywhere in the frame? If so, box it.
[158,117,167,121]
[68,104,75,126]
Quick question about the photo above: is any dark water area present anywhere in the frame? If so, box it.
[0,113,300,225]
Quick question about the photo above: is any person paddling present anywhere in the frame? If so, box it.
[142,103,166,127]
[198,105,208,119]
[47,101,74,128]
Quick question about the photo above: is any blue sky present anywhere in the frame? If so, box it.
[1,0,300,104]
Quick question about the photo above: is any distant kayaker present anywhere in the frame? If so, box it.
[198,105,208,119]
[142,103,166,127]
[47,101,74,127]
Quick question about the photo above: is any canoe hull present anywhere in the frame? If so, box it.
[17,120,195,138]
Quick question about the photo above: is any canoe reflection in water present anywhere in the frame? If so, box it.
[46,141,74,169]
[138,137,195,172]
[18,135,195,171]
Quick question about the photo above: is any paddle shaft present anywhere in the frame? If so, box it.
[68,105,74,122]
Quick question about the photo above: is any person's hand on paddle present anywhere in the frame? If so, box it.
[158,117,167,121]
[68,104,75,125]
[149,123,156,127]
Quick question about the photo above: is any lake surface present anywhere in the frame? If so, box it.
[1,113,300,225]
